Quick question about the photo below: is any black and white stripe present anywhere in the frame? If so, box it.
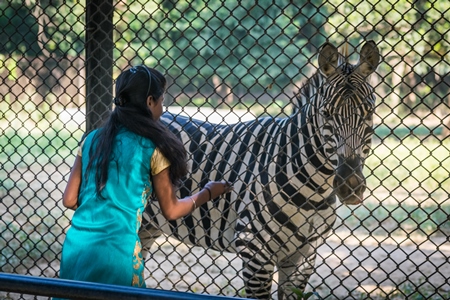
[140,41,380,299]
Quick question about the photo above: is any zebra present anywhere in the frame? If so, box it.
[140,41,380,299]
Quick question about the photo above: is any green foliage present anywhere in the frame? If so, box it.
[115,0,327,95]
[0,0,84,56]
[0,55,19,80]
[3,0,450,115]
[291,288,321,300]
[326,0,450,69]
[322,0,450,114]
[0,2,40,55]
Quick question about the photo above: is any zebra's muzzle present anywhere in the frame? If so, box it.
[333,157,366,205]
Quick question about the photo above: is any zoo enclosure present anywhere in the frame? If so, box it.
[1,0,450,299]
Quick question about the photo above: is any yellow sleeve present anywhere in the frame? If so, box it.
[77,140,85,157]
[151,148,171,175]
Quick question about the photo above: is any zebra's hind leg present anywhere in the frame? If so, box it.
[277,244,317,300]
[236,233,275,299]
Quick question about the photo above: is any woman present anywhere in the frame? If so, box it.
[59,65,232,290]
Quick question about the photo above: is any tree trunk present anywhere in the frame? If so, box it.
[390,56,406,116]
[442,93,450,138]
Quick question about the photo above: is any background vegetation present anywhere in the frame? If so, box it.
[1,0,449,123]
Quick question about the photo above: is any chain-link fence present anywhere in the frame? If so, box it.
[1,1,449,299]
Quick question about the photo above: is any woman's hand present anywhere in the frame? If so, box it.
[203,180,233,200]
[153,169,234,220]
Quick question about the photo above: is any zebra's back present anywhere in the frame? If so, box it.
[144,112,289,252]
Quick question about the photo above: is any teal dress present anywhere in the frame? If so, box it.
[59,128,155,288]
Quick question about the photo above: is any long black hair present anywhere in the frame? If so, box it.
[86,65,188,195]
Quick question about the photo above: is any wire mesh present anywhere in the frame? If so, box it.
[0,0,449,299]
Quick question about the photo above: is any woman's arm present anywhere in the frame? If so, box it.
[63,155,82,210]
[152,168,232,221]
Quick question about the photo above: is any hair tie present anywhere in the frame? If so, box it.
[113,96,125,106]
[129,65,152,97]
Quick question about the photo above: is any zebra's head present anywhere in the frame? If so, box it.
[317,41,380,205]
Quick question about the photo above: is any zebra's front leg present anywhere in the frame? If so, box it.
[236,232,275,299]
[138,224,162,259]
[277,244,317,300]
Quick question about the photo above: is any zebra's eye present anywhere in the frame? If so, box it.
[322,110,332,120]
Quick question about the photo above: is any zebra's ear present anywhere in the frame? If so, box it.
[358,41,380,77]
[318,43,339,77]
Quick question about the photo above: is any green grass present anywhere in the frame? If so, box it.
[366,136,450,201]
[0,221,62,274]
[339,136,450,237]
[337,200,450,237]
[373,123,444,139]
[0,127,82,166]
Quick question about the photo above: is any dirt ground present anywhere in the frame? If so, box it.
[141,232,450,299]
[2,227,447,300]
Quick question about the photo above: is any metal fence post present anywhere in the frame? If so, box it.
[85,0,114,131]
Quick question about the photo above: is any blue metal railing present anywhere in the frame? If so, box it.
[0,273,243,300]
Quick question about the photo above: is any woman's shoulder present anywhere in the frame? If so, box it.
[78,129,98,146]
[82,129,99,139]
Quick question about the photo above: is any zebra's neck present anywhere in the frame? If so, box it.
[292,72,337,171]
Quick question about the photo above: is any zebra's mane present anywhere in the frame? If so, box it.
[292,72,324,115]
